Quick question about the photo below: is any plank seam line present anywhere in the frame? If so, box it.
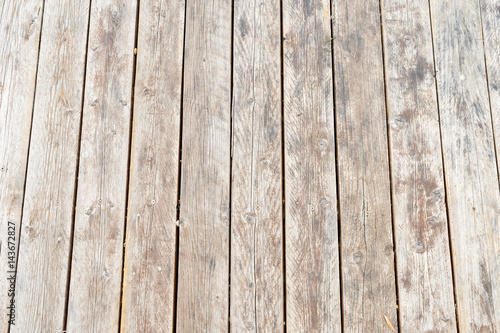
[116,0,142,331]
[7,0,46,331]
[229,0,235,330]
[172,0,188,331]
[477,0,500,189]
[476,0,500,324]
[329,1,344,331]
[377,0,401,331]
[426,0,460,330]
[61,0,93,330]
[279,0,287,331]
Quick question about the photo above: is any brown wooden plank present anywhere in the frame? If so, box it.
[65,0,137,331]
[175,0,232,331]
[332,0,399,330]
[0,0,43,330]
[381,0,457,330]
[282,0,341,331]
[11,0,90,331]
[429,0,500,330]
[231,0,283,331]
[120,0,185,331]
[480,0,500,176]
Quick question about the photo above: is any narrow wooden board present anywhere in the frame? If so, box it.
[231,0,283,331]
[282,0,341,331]
[120,0,185,331]
[175,0,232,331]
[66,0,137,331]
[480,0,500,175]
[381,0,457,330]
[0,0,43,331]
[11,0,90,331]
[332,0,399,330]
[429,0,500,330]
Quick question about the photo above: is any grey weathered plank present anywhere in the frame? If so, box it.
[381,0,457,330]
[429,0,500,331]
[175,0,232,331]
[282,0,341,331]
[231,0,283,331]
[120,0,185,331]
[66,0,137,331]
[0,0,43,331]
[11,0,90,331]
[332,0,398,331]
[480,0,500,175]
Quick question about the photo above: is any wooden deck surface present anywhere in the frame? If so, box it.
[0,0,499,332]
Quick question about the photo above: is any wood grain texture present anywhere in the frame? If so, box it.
[175,0,232,331]
[332,0,398,331]
[480,0,500,176]
[119,0,185,332]
[429,0,500,331]
[381,0,457,330]
[0,0,43,331]
[231,0,283,331]
[12,0,90,331]
[282,0,341,331]
[66,0,137,331]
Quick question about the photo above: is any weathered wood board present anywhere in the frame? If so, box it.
[66,0,137,331]
[12,0,90,331]
[231,0,283,331]
[175,0,232,331]
[480,0,500,175]
[282,0,341,331]
[429,0,500,330]
[120,0,185,332]
[332,0,398,330]
[381,0,457,330]
[0,0,43,331]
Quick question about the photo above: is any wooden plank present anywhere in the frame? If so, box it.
[480,0,500,175]
[65,0,137,331]
[11,0,90,331]
[120,0,185,331]
[429,0,500,331]
[282,0,341,331]
[0,0,43,330]
[332,0,399,330]
[381,0,457,330]
[231,0,283,331]
[175,0,232,331]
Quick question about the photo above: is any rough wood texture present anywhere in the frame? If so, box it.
[332,0,398,331]
[381,0,457,330]
[175,0,232,331]
[120,0,185,332]
[66,0,137,331]
[231,0,283,331]
[12,0,90,331]
[0,0,43,331]
[429,0,500,331]
[282,0,341,331]
[480,0,500,173]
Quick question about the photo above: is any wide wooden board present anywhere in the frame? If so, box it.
[429,0,500,330]
[283,0,341,331]
[175,0,232,331]
[381,0,457,330]
[66,0,137,331]
[231,0,283,331]
[120,0,185,331]
[0,0,43,330]
[12,0,90,331]
[332,0,398,330]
